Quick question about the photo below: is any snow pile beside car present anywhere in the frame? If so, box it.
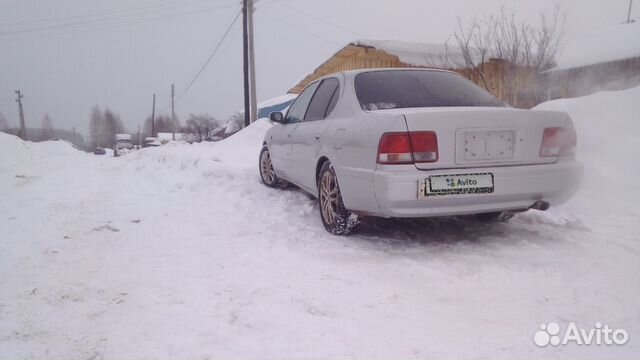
[121,118,272,183]
[534,85,640,215]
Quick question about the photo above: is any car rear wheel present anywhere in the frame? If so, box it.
[318,161,358,235]
[259,146,287,188]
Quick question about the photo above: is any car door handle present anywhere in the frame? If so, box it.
[314,134,321,140]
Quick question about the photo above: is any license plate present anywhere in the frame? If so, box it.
[419,173,494,197]
[463,130,514,161]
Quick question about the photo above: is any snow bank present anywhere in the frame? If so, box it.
[534,85,640,214]
[215,118,272,161]
[119,118,273,191]
[0,132,28,159]
[550,22,640,71]
[0,132,81,173]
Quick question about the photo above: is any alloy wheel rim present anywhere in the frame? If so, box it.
[320,171,339,224]
[260,151,275,184]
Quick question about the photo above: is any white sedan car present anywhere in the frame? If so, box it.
[260,68,583,235]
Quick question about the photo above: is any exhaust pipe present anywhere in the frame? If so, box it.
[530,200,550,211]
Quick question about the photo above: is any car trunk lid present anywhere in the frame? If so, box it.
[394,107,571,170]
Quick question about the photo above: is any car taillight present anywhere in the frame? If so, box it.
[377,131,438,164]
[377,133,413,164]
[540,127,577,157]
[409,132,439,162]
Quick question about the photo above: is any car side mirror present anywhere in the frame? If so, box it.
[269,111,285,124]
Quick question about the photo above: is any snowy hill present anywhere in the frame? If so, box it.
[534,85,640,214]
[0,134,82,173]
[1,87,639,359]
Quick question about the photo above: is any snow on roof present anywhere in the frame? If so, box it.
[157,132,190,141]
[116,134,132,140]
[352,39,472,68]
[258,93,297,108]
[549,22,640,72]
[234,94,298,116]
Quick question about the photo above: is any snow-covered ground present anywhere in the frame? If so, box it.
[1,87,639,359]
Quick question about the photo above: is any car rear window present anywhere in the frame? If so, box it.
[354,70,505,110]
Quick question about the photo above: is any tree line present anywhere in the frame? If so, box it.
[86,105,226,150]
[0,110,85,147]
[1,104,240,152]
[141,113,222,143]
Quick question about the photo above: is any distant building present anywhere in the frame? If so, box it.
[288,40,543,108]
[218,94,298,141]
[157,132,196,143]
[257,94,297,119]
[544,22,640,99]
[114,133,133,150]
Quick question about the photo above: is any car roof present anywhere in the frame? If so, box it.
[310,67,458,85]
[344,67,456,76]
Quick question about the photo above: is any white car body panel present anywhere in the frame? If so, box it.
[263,68,583,218]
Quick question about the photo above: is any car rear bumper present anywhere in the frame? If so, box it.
[371,161,583,218]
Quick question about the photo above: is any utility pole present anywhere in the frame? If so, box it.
[627,0,634,23]
[15,90,26,140]
[137,124,141,148]
[247,0,258,123]
[72,127,76,146]
[242,0,251,127]
[171,84,176,141]
[151,93,156,137]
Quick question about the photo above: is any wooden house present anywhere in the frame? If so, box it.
[288,40,544,108]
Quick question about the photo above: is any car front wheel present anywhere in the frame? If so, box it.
[318,161,358,235]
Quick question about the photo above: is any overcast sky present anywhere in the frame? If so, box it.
[0,0,635,135]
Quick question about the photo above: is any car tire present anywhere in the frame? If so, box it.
[259,146,288,189]
[318,161,358,235]
[475,211,515,222]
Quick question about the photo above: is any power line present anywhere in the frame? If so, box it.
[0,1,238,36]
[269,0,364,37]
[0,6,238,42]
[175,9,241,102]
[0,3,237,36]
[0,0,233,26]
[158,9,242,111]
[254,0,277,11]
[258,9,342,46]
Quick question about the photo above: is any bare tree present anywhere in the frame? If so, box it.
[89,105,104,149]
[448,5,564,69]
[41,113,54,140]
[88,106,126,149]
[185,113,218,142]
[104,108,125,141]
[438,5,565,106]
[226,112,244,134]
[143,114,178,137]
